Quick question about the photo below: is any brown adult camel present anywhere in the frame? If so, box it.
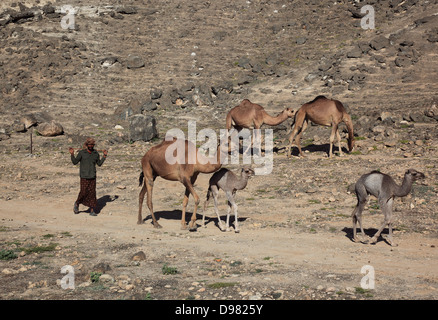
[226,99,295,154]
[138,138,226,231]
[286,95,354,158]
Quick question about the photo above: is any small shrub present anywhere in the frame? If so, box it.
[162,263,178,275]
[20,243,58,254]
[0,249,18,260]
[207,282,238,289]
[90,271,102,283]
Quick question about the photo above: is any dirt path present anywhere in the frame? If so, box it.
[1,149,437,300]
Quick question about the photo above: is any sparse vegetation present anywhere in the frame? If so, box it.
[0,249,17,260]
[162,264,178,275]
[207,282,239,289]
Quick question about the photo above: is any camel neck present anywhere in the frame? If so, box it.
[394,174,413,197]
[235,174,249,190]
[263,111,288,126]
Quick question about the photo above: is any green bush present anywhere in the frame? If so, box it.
[0,249,18,260]
[162,263,178,275]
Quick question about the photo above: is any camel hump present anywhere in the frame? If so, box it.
[309,95,327,103]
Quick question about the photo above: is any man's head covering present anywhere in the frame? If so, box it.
[83,137,96,149]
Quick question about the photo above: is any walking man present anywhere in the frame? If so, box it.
[69,137,108,216]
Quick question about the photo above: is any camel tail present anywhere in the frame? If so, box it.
[343,113,355,152]
[139,171,144,187]
[203,187,212,212]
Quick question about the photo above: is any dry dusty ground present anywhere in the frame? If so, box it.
[1,130,437,301]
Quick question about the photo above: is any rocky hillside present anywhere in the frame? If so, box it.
[1,0,438,302]
[1,0,437,148]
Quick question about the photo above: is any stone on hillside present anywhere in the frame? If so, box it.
[150,88,162,100]
[116,6,137,14]
[347,46,362,58]
[370,35,390,50]
[20,112,53,129]
[126,55,145,69]
[131,251,146,261]
[36,121,64,136]
[395,56,411,67]
[100,56,118,67]
[129,114,158,142]
[427,28,438,43]
[296,37,307,45]
[20,114,38,129]
[425,103,438,120]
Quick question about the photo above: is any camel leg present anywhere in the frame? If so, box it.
[328,124,338,158]
[229,128,239,155]
[287,112,307,158]
[352,200,367,243]
[352,185,368,243]
[181,177,200,231]
[294,120,308,157]
[138,182,147,224]
[146,178,161,228]
[225,191,239,233]
[371,198,395,246]
[181,189,190,230]
[225,197,232,232]
[385,198,397,246]
[286,126,300,158]
[336,126,343,156]
[211,186,226,231]
[202,189,211,228]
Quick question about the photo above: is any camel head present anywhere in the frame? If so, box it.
[405,169,425,181]
[241,166,255,178]
[284,107,295,118]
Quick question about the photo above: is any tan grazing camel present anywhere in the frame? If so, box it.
[286,95,354,158]
[138,138,226,231]
[352,169,425,246]
[226,99,295,130]
[226,99,295,153]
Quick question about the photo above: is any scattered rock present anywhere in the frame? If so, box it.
[370,36,390,50]
[150,88,163,100]
[100,56,118,67]
[304,73,319,83]
[126,55,145,69]
[36,121,64,137]
[395,57,411,67]
[131,251,146,261]
[116,6,137,15]
[427,28,438,43]
[296,37,307,45]
[128,114,158,142]
[425,103,438,120]
[347,46,362,58]
[99,274,115,283]
[93,262,112,274]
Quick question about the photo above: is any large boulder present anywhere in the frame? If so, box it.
[20,112,53,130]
[36,121,64,137]
[129,114,158,142]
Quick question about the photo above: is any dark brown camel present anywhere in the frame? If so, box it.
[138,138,226,231]
[286,95,354,158]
